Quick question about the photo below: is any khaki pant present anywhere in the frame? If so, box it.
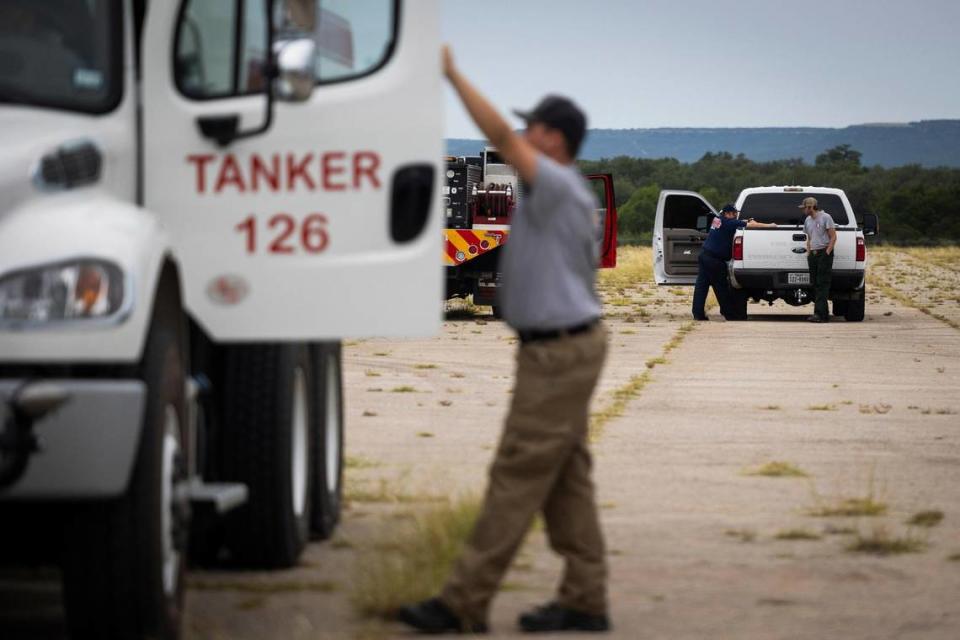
[441,323,608,625]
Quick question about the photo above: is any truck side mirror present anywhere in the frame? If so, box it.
[695,215,709,233]
[274,38,317,102]
[861,212,879,236]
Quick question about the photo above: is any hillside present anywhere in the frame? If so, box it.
[447,120,960,168]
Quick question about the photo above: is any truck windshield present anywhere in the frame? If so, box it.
[0,0,121,113]
[739,193,850,226]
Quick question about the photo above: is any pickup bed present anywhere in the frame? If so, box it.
[653,187,879,321]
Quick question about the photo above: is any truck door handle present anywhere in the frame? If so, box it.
[390,164,435,243]
[792,234,807,241]
[792,247,807,254]
[196,115,240,146]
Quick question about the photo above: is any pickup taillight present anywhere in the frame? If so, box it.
[856,237,865,262]
[732,235,744,261]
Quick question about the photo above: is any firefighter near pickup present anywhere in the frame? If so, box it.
[691,204,776,321]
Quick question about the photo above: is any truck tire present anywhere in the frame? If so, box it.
[219,344,314,567]
[728,289,749,321]
[309,342,343,539]
[832,300,849,317]
[845,288,866,322]
[62,272,188,640]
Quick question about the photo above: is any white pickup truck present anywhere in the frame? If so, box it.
[653,186,879,320]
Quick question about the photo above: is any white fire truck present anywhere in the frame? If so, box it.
[0,0,441,637]
[443,149,618,315]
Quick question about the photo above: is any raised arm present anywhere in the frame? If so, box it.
[746,219,777,229]
[443,46,540,183]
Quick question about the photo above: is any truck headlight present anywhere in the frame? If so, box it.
[0,259,127,327]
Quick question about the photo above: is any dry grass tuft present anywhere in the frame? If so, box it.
[724,528,757,543]
[775,529,822,541]
[351,495,480,618]
[345,455,380,470]
[391,386,417,393]
[746,461,809,478]
[809,497,887,518]
[847,525,926,556]
[907,510,944,528]
[189,578,340,593]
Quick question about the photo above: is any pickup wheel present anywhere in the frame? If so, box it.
[844,288,866,322]
[62,272,188,640]
[219,344,314,567]
[309,342,343,540]
[832,300,849,317]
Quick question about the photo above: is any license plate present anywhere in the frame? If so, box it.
[788,272,810,285]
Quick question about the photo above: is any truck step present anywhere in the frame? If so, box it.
[184,479,248,514]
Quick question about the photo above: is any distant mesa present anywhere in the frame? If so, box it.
[447,120,960,168]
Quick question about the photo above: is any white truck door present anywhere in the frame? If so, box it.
[653,190,716,285]
[142,0,443,340]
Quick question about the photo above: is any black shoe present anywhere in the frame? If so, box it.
[807,315,825,323]
[518,602,610,633]
[397,597,487,634]
[693,316,710,321]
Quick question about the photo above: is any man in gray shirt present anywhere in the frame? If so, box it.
[802,196,837,322]
[399,47,610,634]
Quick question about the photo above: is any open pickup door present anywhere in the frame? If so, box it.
[587,174,618,269]
[653,190,715,285]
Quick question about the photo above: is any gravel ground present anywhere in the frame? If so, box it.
[2,249,958,640]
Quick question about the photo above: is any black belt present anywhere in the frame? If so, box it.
[701,248,726,261]
[517,319,599,344]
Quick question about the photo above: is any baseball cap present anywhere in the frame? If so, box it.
[720,204,738,213]
[798,196,818,209]
[513,95,587,158]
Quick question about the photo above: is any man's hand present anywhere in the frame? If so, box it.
[442,44,455,79]
[441,44,540,183]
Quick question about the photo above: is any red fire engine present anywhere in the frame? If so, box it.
[443,149,618,316]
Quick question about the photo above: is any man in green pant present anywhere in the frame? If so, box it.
[398,47,610,634]
[802,196,838,322]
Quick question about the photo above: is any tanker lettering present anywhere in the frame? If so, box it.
[187,151,381,195]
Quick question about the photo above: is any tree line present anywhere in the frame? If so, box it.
[579,145,960,244]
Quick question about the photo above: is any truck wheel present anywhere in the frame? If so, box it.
[219,344,314,567]
[845,288,866,322]
[491,305,503,320]
[728,289,748,321]
[309,343,343,539]
[62,273,188,640]
[832,300,849,317]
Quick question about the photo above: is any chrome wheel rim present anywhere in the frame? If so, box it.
[291,367,308,519]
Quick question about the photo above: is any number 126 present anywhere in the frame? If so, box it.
[235,213,330,254]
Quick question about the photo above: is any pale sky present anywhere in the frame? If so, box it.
[443,0,960,138]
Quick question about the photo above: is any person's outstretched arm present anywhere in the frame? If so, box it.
[745,219,777,229]
[443,46,539,183]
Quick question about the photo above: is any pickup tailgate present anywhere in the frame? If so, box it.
[740,228,857,270]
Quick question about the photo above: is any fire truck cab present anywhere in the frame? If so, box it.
[0,0,442,637]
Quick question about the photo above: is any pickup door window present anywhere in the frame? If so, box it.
[653,191,715,285]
